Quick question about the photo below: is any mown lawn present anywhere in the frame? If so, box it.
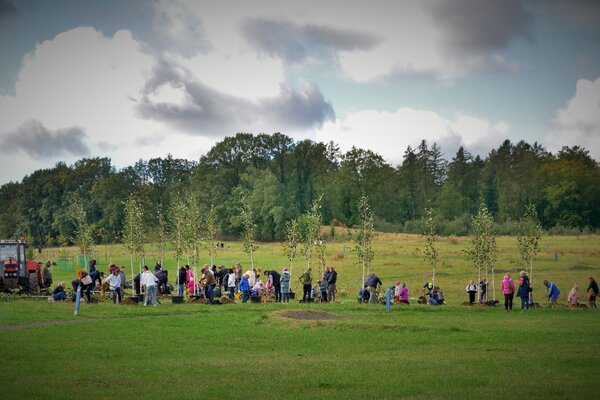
[1,300,599,400]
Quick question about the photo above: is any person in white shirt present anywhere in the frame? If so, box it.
[141,265,158,306]
[466,280,478,304]
[227,268,236,300]
[105,269,122,304]
[245,269,256,287]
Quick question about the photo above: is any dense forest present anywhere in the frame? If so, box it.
[1,132,599,247]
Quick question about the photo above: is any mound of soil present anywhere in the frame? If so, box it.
[276,310,351,321]
[220,297,235,304]
[190,297,208,304]
[121,297,139,305]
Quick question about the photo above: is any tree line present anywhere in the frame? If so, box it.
[1,132,599,247]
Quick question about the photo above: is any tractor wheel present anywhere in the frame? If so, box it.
[28,273,39,294]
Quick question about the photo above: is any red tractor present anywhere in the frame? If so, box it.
[0,240,42,293]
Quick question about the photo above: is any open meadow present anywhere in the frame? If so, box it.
[1,233,600,400]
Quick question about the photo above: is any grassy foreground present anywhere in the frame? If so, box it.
[0,300,599,400]
[2,234,599,399]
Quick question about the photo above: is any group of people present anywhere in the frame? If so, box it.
[47,258,600,311]
[469,272,600,311]
[297,266,338,303]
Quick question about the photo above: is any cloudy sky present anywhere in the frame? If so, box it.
[1,0,599,184]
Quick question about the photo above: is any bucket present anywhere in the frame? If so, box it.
[172,296,184,304]
[235,293,241,300]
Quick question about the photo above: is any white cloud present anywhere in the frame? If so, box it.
[314,107,510,164]
[0,27,214,182]
[174,51,285,100]
[544,76,600,158]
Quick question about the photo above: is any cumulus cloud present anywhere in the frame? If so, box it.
[1,119,89,158]
[544,76,600,159]
[137,60,335,136]
[240,18,381,62]
[315,108,510,164]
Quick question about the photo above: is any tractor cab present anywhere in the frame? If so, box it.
[0,240,41,292]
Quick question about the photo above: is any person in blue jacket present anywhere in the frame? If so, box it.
[516,271,531,310]
[238,273,251,303]
[543,280,561,304]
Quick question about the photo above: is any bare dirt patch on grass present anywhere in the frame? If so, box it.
[273,310,352,321]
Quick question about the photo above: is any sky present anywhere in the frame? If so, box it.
[0,0,599,184]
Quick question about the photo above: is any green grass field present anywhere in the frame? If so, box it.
[2,234,599,399]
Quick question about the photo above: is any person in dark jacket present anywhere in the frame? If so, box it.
[516,271,531,310]
[178,266,187,296]
[156,269,168,294]
[133,272,141,296]
[52,282,67,301]
[327,266,337,303]
[264,270,282,302]
[587,277,599,309]
[358,286,370,303]
[216,265,228,292]
[364,273,382,304]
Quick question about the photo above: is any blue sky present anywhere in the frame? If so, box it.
[1,0,599,184]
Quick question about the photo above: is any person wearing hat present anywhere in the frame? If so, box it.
[280,267,291,303]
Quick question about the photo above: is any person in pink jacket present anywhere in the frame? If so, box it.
[568,284,579,308]
[501,273,515,311]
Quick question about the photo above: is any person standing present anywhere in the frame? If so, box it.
[466,280,477,304]
[479,278,488,304]
[327,266,337,303]
[280,268,291,303]
[543,280,561,304]
[227,268,236,301]
[364,273,382,304]
[501,273,515,311]
[264,270,282,302]
[299,268,313,302]
[154,260,162,272]
[319,278,328,302]
[141,266,158,306]
[203,265,217,304]
[587,277,599,309]
[42,261,53,289]
[106,268,122,304]
[239,274,251,303]
[517,271,530,311]
[178,266,187,296]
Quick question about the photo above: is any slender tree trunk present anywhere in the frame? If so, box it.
[130,253,134,297]
[362,260,365,286]
[290,257,294,295]
[491,266,496,301]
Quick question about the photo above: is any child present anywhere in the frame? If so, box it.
[568,284,579,308]
[312,285,319,302]
[394,281,402,303]
[319,279,328,302]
